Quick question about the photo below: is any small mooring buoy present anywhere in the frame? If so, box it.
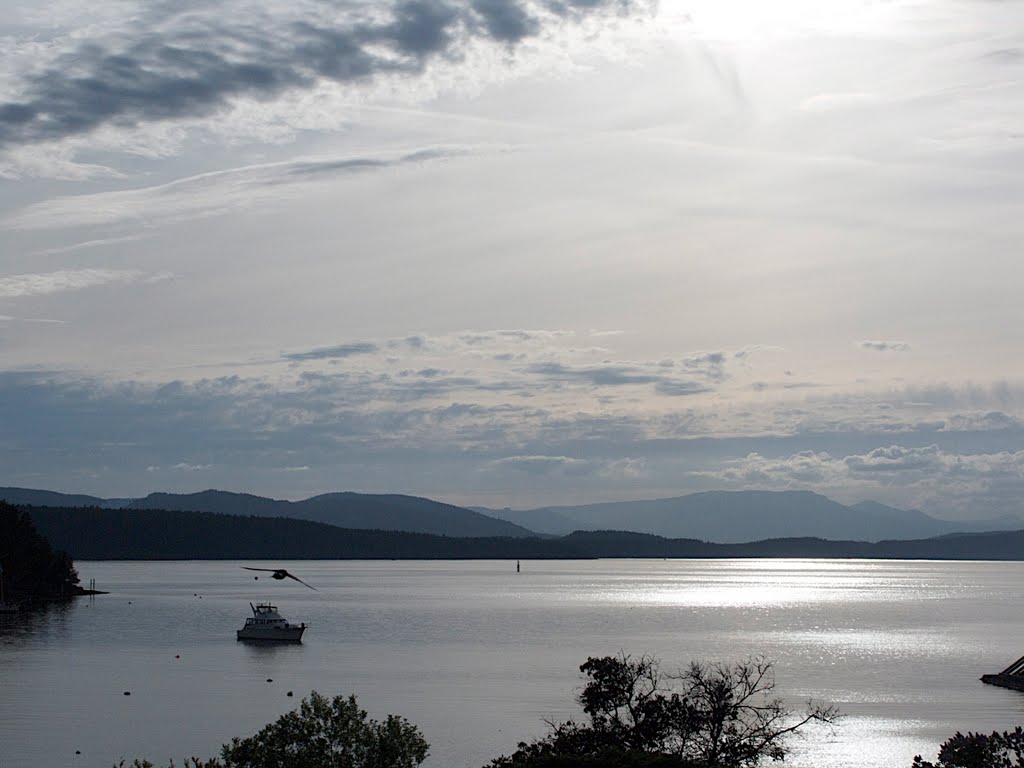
[266,678,273,683]
[287,691,293,697]
[123,691,131,696]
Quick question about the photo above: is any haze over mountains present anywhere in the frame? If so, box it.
[477,491,1024,543]
[3,486,1021,544]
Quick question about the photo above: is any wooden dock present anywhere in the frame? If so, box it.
[982,655,1024,692]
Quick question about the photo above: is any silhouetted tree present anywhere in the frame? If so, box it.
[489,653,838,768]
[913,727,1024,768]
[220,691,428,768]
[117,691,428,768]
[0,501,78,601]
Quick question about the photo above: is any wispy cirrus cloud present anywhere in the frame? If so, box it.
[488,454,597,475]
[858,340,910,353]
[3,146,474,229]
[0,268,171,298]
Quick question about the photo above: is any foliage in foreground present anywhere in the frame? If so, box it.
[488,653,839,768]
[912,726,1024,768]
[118,691,428,768]
[113,659,1024,768]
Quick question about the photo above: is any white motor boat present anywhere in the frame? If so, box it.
[236,602,306,642]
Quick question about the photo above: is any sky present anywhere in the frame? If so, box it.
[1,0,1023,520]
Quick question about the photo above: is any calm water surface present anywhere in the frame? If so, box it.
[3,559,1024,768]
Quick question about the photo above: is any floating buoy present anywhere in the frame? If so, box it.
[175,654,180,659]
[287,691,293,697]
[123,691,131,696]
[76,750,81,755]
[266,678,273,683]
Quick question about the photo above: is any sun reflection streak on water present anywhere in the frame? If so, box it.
[571,558,968,609]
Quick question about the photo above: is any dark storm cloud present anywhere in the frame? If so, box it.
[527,361,665,386]
[285,147,464,179]
[654,380,710,397]
[526,361,712,395]
[284,342,379,360]
[471,0,541,41]
[0,0,648,148]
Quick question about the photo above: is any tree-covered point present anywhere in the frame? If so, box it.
[0,500,79,602]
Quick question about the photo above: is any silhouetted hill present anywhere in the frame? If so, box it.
[26,506,579,560]
[22,504,1024,561]
[470,505,580,535]
[481,490,1022,542]
[130,490,284,516]
[0,487,108,508]
[9,486,1024,544]
[293,492,531,537]
[128,490,533,537]
[0,487,534,538]
[559,529,1024,559]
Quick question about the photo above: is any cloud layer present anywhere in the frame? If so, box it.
[2,326,1023,517]
[0,0,643,149]
[2,0,1023,518]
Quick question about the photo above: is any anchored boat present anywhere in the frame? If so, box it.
[236,602,306,642]
[982,654,1024,692]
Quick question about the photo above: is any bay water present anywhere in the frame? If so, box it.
[3,559,1024,768]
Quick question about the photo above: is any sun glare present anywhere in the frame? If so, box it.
[666,0,894,42]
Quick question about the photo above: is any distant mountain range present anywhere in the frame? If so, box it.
[3,486,1021,544]
[475,490,1024,543]
[0,487,533,539]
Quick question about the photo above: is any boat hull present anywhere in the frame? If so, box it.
[236,625,305,642]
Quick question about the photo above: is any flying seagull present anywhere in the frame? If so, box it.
[242,567,317,590]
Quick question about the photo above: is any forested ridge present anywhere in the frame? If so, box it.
[23,504,1024,561]
[26,505,588,560]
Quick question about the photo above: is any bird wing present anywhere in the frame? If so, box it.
[285,572,318,591]
[241,567,277,573]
